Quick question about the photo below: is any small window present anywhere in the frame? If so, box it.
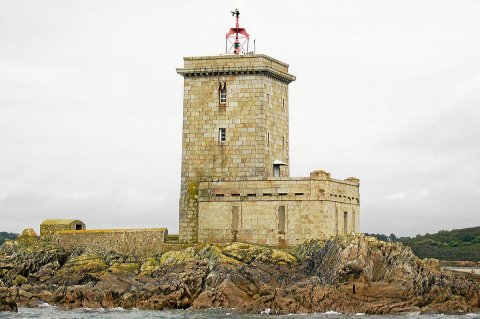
[279,192,287,196]
[294,192,304,196]
[231,193,240,197]
[267,133,270,145]
[215,193,225,197]
[282,136,285,149]
[263,193,272,196]
[247,193,256,197]
[219,128,226,142]
[282,98,285,109]
[219,82,227,104]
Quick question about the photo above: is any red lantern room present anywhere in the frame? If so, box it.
[226,9,250,55]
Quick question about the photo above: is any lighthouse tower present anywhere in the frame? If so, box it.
[176,11,296,242]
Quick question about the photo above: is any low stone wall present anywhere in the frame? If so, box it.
[52,228,189,256]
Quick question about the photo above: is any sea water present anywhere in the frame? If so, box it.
[0,308,479,319]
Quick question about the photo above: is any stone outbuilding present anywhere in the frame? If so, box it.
[40,219,86,235]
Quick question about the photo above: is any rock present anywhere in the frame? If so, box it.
[19,228,38,238]
[0,233,479,314]
[0,287,18,312]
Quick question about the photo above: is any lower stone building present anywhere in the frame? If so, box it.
[40,219,86,235]
[197,170,360,247]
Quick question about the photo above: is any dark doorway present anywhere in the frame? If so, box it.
[273,164,280,177]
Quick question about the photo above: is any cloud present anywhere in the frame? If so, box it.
[383,192,407,200]
[456,73,480,100]
[1,0,480,237]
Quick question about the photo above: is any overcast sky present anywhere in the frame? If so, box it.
[1,0,479,236]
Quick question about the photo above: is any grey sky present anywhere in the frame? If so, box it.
[1,0,479,236]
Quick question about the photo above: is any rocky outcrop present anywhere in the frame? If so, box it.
[0,234,479,314]
[0,287,18,312]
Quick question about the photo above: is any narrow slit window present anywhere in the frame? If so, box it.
[352,211,356,231]
[219,82,227,104]
[344,212,348,234]
[294,192,304,196]
[232,206,239,232]
[267,133,270,145]
[219,128,226,142]
[278,206,286,233]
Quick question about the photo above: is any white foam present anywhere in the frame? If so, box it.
[406,311,421,316]
[261,308,271,315]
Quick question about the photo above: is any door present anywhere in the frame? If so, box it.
[273,164,280,177]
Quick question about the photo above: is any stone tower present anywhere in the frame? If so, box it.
[176,55,296,242]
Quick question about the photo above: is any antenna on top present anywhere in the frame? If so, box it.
[226,9,250,55]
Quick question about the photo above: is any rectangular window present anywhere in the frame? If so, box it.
[219,83,227,104]
[282,98,285,109]
[344,212,348,234]
[219,128,226,142]
[282,136,285,149]
[267,133,270,145]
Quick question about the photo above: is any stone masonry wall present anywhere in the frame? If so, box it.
[40,221,85,236]
[51,228,189,257]
[177,54,295,243]
[197,172,360,247]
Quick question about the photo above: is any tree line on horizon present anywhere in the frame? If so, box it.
[365,226,480,261]
[0,232,19,246]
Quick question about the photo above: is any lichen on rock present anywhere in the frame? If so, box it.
[1,233,479,314]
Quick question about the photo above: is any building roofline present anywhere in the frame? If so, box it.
[177,54,296,84]
[41,219,84,225]
[182,54,289,67]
